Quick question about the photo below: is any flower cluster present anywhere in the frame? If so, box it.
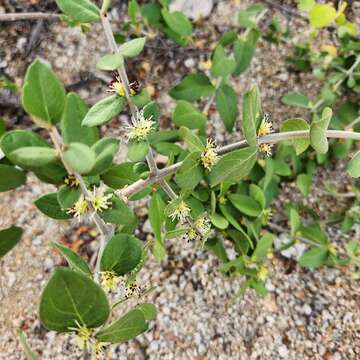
[69,321,106,359]
[127,109,155,141]
[67,195,88,219]
[100,271,119,291]
[108,73,125,97]
[66,185,112,220]
[169,200,191,224]
[258,113,274,157]
[200,138,219,170]
[184,216,211,242]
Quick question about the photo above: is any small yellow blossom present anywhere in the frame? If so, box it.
[67,195,88,219]
[328,244,337,255]
[199,59,212,71]
[87,186,113,213]
[200,138,219,170]
[100,271,119,291]
[186,228,199,242]
[257,114,273,137]
[64,175,79,188]
[195,216,211,234]
[169,200,191,224]
[261,208,273,225]
[108,74,125,97]
[68,321,93,350]
[125,281,141,299]
[91,341,106,359]
[257,266,269,281]
[259,143,273,157]
[127,110,155,141]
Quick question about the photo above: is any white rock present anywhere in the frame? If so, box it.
[278,345,289,358]
[170,0,213,20]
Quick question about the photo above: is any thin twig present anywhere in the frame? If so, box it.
[312,57,360,113]
[267,222,322,247]
[48,126,114,272]
[117,129,360,200]
[0,13,59,22]
[261,0,307,20]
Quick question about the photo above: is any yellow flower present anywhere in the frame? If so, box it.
[64,175,79,188]
[200,138,219,170]
[108,73,126,97]
[127,110,155,141]
[257,114,273,137]
[87,186,113,213]
[194,216,211,235]
[100,271,119,291]
[261,208,273,225]
[169,200,191,223]
[125,281,141,299]
[259,143,273,157]
[257,266,269,281]
[67,195,89,219]
[185,228,199,242]
[91,341,106,359]
[68,321,93,350]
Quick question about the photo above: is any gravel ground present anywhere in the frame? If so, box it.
[1,1,360,359]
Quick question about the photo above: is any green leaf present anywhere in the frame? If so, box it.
[310,107,332,154]
[0,226,23,258]
[10,147,57,167]
[100,234,142,276]
[149,192,166,261]
[35,192,72,220]
[296,173,312,197]
[82,95,125,127]
[281,91,311,109]
[118,37,146,58]
[233,29,260,75]
[209,146,257,186]
[242,85,261,146]
[99,197,136,229]
[211,45,236,77]
[17,330,40,360]
[252,233,273,261]
[169,73,214,102]
[61,93,99,146]
[228,194,262,217]
[0,164,26,192]
[57,185,81,209]
[96,53,124,71]
[22,59,66,126]
[53,241,91,276]
[89,137,120,176]
[216,83,238,132]
[209,212,229,230]
[347,151,360,178]
[280,118,310,155]
[135,303,157,321]
[0,130,66,184]
[101,163,139,189]
[298,0,315,12]
[161,9,192,36]
[56,0,100,23]
[64,143,96,174]
[299,247,329,268]
[128,140,149,162]
[96,309,148,343]
[300,223,329,245]
[173,101,206,130]
[179,127,205,152]
[249,184,266,209]
[290,208,301,237]
[176,152,203,190]
[309,4,336,29]
[39,268,109,332]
